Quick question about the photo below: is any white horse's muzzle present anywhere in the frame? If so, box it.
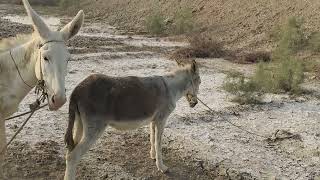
[49,94,66,110]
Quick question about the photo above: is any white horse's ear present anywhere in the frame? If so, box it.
[22,0,51,39]
[60,10,84,41]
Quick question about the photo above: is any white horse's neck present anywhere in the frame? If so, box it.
[164,68,192,102]
[0,38,39,117]
[11,40,39,89]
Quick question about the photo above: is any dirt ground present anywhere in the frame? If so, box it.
[1,3,320,180]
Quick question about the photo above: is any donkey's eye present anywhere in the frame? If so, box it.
[44,57,49,61]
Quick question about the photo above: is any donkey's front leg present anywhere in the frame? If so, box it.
[0,117,7,179]
[154,112,170,173]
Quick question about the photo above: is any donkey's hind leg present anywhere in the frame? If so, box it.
[149,121,156,160]
[64,115,106,180]
[73,113,83,145]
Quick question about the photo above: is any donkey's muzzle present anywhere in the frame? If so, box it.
[189,101,198,108]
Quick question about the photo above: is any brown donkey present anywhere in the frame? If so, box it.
[64,60,201,180]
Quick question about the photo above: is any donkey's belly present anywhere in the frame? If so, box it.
[108,118,151,131]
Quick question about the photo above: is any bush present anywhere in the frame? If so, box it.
[223,16,310,104]
[223,71,262,105]
[170,34,226,60]
[238,51,271,64]
[308,32,320,52]
[272,17,307,61]
[59,0,80,8]
[253,59,304,94]
[145,10,166,35]
[223,59,304,104]
[172,7,194,34]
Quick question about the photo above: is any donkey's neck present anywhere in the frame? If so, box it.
[164,68,192,102]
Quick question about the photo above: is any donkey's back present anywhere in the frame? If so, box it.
[65,74,170,152]
[70,74,169,120]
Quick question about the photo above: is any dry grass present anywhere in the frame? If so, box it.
[237,51,271,64]
[170,34,226,60]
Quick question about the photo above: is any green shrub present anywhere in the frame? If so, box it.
[253,59,304,94]
[272,17,307,61]
[223,71,262,105]
[145,11,166,35]
[223,58,304,104]
[308,32,320,52]
[275,59,304,93]
[223,16,309,104]
[59,0,80,8]
[172,7,194,34]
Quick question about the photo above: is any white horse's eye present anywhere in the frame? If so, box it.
[44,56,49,61]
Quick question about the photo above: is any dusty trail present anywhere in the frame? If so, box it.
[1,3,319,180]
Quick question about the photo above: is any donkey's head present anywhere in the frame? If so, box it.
[176,60,201,108]
[22,0,84,110]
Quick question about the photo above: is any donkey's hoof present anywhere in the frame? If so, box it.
[150,150,156,160]
[158,165,169,173]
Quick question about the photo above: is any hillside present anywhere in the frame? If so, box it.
[74,0,320,51]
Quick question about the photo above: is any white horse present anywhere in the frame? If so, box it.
[64,60,201,180]
[0,0,84,178]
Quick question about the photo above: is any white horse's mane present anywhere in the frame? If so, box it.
[0,33,34,53]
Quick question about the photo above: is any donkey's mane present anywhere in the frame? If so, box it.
[0,33,34,53]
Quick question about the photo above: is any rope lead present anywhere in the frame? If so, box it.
[197,97,269,139]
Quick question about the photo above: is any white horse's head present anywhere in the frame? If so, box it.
[22,0,84,110]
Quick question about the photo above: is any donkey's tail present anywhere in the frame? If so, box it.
[64,95,78,152]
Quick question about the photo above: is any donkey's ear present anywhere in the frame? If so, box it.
[191,59,198,73]
[22,0,51,39]
[60,10,84,41]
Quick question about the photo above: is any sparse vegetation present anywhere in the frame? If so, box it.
[145,10,166,35]
[253,59,304,94]
[223,71,262,105]
[145,6,195,36]
[224,58,304,104]
[272,17,307,61]
[224,17,307,104]
[308,32,320,52]
[59,0,80,8]
[172,7,194,34]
